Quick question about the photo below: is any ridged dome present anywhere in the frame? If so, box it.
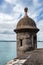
[17,16,36,29]
[16,7,37,29]
[14,8,39,33]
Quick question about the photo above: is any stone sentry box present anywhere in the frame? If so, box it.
[14,8,39,57]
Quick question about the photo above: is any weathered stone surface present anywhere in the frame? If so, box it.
[14,8,39,57]
[23,49,43,65]
[6,49,43,65]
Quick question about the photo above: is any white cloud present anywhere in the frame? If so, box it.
[0,34,16,40]
[0,21,17,34]
[0,0,43,41]
[0,12,18,36]
[33,0,41,7]
[5,0,17,5]
[13,4,23,13]
[37,20,43,41]
[0,12,18,27]
[0,13,13,22]
[5,0,14,4]
[12,4,23,20]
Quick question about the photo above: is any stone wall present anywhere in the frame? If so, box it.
[16,32,37,57]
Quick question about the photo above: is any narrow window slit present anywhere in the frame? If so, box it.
[20,39,22,46]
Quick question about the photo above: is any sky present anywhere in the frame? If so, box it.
[0,0,43,41]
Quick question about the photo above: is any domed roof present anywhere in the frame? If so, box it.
[16,8,36,29]
[17,16,36,29]
[14,8,39,33]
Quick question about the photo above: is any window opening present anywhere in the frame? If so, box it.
[20,39,22,46]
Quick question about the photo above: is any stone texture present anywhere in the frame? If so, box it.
[6,49,43,65]
[23,49,43,65]
[14,8,39,57]
[17,16,36,29]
